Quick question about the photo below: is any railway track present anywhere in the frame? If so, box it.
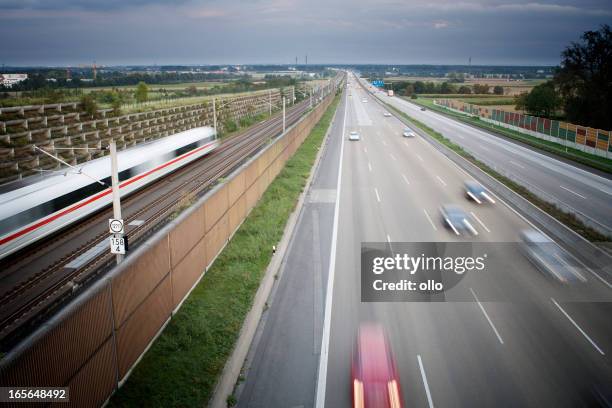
[0,98,314,349]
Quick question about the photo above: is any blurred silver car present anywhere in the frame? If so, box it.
[440,204,478,235]
[519,230,585,283]
[403,127,416,137]
[348,131,360,141]
[383,112,392,117]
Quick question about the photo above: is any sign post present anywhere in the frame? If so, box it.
[109,141,124,263]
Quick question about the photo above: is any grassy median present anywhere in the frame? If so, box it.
[407,97,612,174]
[108,93,340,407]
[383,102,609,242]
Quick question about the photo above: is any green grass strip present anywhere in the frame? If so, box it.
[108,93,341,407]
[407,97,612,174]
[383,101,609,243]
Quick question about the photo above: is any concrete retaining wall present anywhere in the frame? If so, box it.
[0,89,286,184]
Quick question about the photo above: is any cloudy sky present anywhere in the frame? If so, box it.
[1,0,610,66]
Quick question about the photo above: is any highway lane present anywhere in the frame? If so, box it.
[237,91,345,407]
[361,81,612,236]
[321,76,611,407]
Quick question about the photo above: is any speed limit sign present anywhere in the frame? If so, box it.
[109,218,124,234]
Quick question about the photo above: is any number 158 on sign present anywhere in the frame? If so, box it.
[109,234,126,255]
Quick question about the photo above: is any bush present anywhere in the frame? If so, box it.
[80,94,98,118]
[223,120,238,133]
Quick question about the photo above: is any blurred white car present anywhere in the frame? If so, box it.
[383,112,392,117]
[402,127,416,137]
[349,131,360,141]
[362,98,368,103]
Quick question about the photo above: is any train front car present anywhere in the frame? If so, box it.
[0,127,217,260]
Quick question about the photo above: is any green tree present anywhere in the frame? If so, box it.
[402,84,414,96]
[134,81,149,103]
[80,94,98,118]
[439,82,456,94]
[110,91,123,116]
[186,85,198,96]
[554,24,612,129]
[517,81,561,117]
[458,85,472,94]
[413,81,426,94]
[473,84,490,94]
[493,86,504,95]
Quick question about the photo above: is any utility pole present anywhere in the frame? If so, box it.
[282,97,286,133]
[212,98,217,133]
[109,141,124,264]
[269,90,272,116]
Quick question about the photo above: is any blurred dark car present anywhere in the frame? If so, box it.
[352,323,403,408]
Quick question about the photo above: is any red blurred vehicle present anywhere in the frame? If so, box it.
[351,323,404,408]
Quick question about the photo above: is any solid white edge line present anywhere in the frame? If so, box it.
[423,209,438,231]
[470,288,504,345]
[375,188,381,202]
[551,297,605,355]
[315,84,347,408]
[470,211,491,233]
[417,354,435,408]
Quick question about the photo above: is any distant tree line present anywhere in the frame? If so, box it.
[1,71,248,92]
[382,81,504,96]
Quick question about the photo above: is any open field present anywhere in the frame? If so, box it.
[417,95,519,111]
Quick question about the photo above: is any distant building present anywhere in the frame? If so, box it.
[0,73,28,88]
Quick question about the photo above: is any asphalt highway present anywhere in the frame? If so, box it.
[364,83,612,236]
[239,75,612,407]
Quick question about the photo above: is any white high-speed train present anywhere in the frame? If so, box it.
[0,127,218,260]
